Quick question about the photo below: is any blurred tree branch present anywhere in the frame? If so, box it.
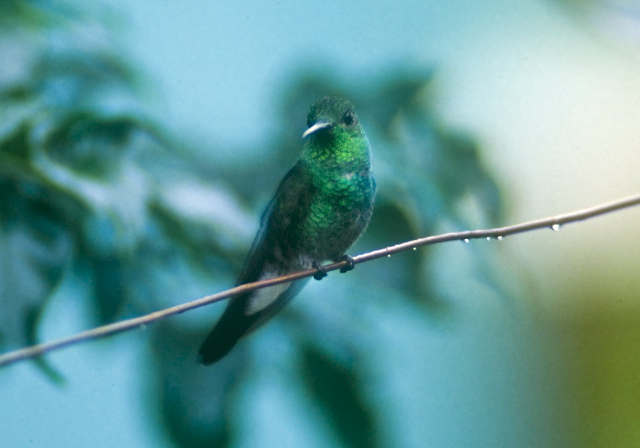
[1,192,638,369]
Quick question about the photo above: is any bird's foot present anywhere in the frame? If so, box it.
[339,254,355,273]
[312,261,328,280]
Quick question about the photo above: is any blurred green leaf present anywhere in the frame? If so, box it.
[300,344,379,448]
[0,177,73,348]
[0,0,69,28]
[151,322,245,448]
[42,112,136,178]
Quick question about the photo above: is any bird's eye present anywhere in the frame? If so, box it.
[342,111,355,126]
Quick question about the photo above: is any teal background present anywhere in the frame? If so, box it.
[2,1,640,447]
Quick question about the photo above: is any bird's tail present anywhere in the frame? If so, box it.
[198,296,250,365]
[198,278,310,365]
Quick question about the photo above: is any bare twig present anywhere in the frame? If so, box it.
[1,193,639,368]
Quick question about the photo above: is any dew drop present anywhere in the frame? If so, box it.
[387,254,391,258]
[497,235,504,241]
[463,238,470,244]
[551,224,561,232]
[486,237,491,241]
[412,247,417,251]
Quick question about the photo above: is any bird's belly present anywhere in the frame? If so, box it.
[301,195,370,261]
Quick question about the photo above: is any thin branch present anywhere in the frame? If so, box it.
[1,193,639,369]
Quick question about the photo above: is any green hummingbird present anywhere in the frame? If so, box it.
[198,96,376,365]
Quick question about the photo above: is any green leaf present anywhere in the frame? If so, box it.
[300,345,379,448]
[0,177,72,349]
[42,112,137,179]
[150,323,244,448]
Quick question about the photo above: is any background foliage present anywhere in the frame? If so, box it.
[0,1,506,446]
[4,0,640,447]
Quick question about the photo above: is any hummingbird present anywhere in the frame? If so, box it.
[198,96,376,365]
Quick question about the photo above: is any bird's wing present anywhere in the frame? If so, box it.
[236,160,312,284]
[236,160,314,320]
[198,161,313,365]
